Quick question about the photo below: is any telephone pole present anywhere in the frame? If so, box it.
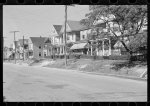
[10,31,19,64]
[64,5,75,67]
[3,37,7,60]
[23,36,24,61]
[64,5,67,67]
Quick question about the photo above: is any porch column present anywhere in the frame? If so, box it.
[59,47,61,55]
[96,41,99,56]
[109,39,111,56]
[87,48,89,55]
[63,46,65,54]
[57,47,58,55]
[51,47,53,55]
[47,46,48,56]
[91,42,93,56]
[102,40,104,56]
[58,47,60,55]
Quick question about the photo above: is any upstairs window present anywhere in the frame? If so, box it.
[82,35,85,39]
[39,46,41,49]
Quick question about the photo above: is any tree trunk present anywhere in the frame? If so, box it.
[120,40,134,63]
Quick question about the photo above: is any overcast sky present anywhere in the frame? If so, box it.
[3,5,89,47]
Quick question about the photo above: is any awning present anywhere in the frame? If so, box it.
[70,43,87,50]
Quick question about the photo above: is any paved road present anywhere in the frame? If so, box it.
[3,63,147,102]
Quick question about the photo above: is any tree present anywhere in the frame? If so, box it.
[66,42,73,54]
[80,5,147,56]
[128,31,147,53]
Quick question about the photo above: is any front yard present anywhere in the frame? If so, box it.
[4,57,147,79]
[26,58,147,78]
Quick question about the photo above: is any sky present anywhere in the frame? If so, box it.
[3,5,89,47]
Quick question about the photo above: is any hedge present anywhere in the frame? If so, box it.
[43,54,131,60]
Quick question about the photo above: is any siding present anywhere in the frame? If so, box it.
[33,44,44,59]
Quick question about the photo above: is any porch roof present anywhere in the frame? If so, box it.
[70,43,87,50]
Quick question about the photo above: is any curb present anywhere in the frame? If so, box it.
[43,66,147,82]
[79,71,147,81]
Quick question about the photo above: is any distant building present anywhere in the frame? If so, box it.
[17,39,29,59]
[43,38,53,58]
[3,46,14,60]
[12,41,20,59]
[28,37,47,59]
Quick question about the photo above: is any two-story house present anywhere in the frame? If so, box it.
[50,25,64,56]
[68,20,112,56]
[60,20,88,55]
[43,38,53,57]
[28,37,47,59]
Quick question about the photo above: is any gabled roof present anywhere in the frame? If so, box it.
[53,25,62,34]
[18,39,29,46]
[67,20,88,31]
[30,37,47,45]
[44,38,51,43]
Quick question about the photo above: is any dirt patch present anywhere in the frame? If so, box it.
[34,58,147,78]
[45,84,68,89]
[22,82,33,85]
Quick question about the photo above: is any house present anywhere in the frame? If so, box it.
[17,39,29,60]
[48,18,147,58]
[67,20,113,56]
[50,25,64,56]
[43,38,53,57]
[28,37,47,59]
[90,15,148,56]
[3,47,10,60]
[59,20,88,55]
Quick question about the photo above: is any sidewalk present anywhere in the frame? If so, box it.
[79,70,147,81]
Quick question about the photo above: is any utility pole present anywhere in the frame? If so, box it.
[3,37,6,61]
[64,5,75,67]
[23,36,24,61]
[64,5,67,67]
[3,37,6,50]
[10,31,19,64]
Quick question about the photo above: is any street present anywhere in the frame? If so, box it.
[3,63,147,102]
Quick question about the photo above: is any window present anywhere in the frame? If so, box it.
[29,51,33,56]
[44,45,47,48]
[39,52,41,56]
[82,35,85,39]
[67,36,70,40]
[39,46,41,49]
[44,52,46,56]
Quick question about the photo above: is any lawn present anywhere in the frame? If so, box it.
[11,58,147,78]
